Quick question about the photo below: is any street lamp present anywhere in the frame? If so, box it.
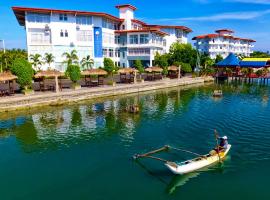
[0,39,5,53]
[0,39,6,72]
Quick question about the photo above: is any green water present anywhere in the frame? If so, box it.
[0,83,270,200]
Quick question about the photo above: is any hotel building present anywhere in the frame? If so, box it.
[12,4,192,71]
[193,29,255,59]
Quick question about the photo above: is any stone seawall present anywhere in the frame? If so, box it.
[0,77,214,113]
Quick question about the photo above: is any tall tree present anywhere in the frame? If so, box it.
[103,58,116,82]
[81,55,94,70]
[29,54,43,71]
[62,50,79,66]
[44,53,55,69]
[168,43,197,70]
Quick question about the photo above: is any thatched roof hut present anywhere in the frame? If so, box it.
[34,70,64,93]
[118,68,136,74]
[145,67,163,73]
[168,66,179,71]
[34,70,64,78]
[81,69,108,76]
[0,72,17,82]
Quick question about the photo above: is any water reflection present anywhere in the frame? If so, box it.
[0,82,269,154]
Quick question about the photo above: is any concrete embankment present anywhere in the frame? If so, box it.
[0,77,214,113]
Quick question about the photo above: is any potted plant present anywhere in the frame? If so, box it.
[11,58,34,95]
[65,64,81,90]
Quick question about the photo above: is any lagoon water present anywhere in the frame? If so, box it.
[0,83,270,200]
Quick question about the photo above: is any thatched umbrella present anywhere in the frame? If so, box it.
[82,69,108,86]
[117,68,135,74]
[168,66,178,71]
[145,66,163,73]
[117,68,137,83]
[34,70,64,93]
[0,71,17,82]
[81,69,108,76]
[168,65,181,79]
[0,71,17,95]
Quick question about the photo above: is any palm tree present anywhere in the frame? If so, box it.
[62,50,79,66]
[29,54,43,71]
[44,53,55,69]
[81,55,94,70]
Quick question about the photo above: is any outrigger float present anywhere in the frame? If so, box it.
[133,137,231,175]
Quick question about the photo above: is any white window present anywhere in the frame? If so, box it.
[102,18,116,29]
[77,30,92,41]
[115,49,120,57]
[60,30,64,37]
[103,33,114,43]
[29,29,51,44]
[76,16,92,25]
[129,35,138,44]
[128,48,150,55]
[59,14,68,21]
[115,35,120,44]
[140,34,149,44]
[27,13,50,23]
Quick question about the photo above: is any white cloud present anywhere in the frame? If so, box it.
[156,9,270,22]
[226,0,270,4]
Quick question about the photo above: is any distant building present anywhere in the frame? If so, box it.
[192,29,255,59]
[12,4,192,71]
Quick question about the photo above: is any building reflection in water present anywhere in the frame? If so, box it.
[0,85,202,152]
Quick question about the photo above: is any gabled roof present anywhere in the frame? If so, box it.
[115,4,137,11]
[216,53,240,67]
[147,25,192,33]
[115,29,169,36]
[192,33,255,42]
[131,19,148,26]
[12,6,123,26]
[216,29,234,33]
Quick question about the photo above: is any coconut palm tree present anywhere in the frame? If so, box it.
[62,50,79,66]
[44,53,55,69]
[29,54,43,71]
[81,55,94,70]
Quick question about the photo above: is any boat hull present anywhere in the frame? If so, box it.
[165,145,231,175]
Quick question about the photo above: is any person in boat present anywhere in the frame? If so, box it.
[218,136,228,150]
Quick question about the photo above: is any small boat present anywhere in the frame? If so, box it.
[134,135,231,175]
[213,90,223,97]
[165,144,231,175]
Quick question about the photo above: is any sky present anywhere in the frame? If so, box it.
[0,0,270,51]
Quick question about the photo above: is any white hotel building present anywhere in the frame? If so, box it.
[12,4,192,71]
[193,29,255,59]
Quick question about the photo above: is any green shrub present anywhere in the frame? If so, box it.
[180,62,192,73]
[11,58,34,90]
[65,64,81,83]
[134,60,144,73]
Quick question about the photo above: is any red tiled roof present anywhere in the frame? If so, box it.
[115,29,169,36]
[115,4,137,11]
[147,25,192,33]
[131,19,147,26]
[216,29,234,33]
[12,6,123,26]
[192,34,255,42]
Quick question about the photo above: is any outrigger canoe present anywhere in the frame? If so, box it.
[165,144,231,175]
[134,139,231,175]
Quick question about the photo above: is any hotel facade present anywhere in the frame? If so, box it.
[193,29,255,59]
[12,4,192,71]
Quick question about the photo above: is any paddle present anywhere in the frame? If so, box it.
[214,129,222,163]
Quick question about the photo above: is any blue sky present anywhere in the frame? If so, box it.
[0,0,270,51]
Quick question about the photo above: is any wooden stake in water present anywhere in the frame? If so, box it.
[214,130,221,163]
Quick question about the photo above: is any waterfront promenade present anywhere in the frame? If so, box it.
[0,77,213,113]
